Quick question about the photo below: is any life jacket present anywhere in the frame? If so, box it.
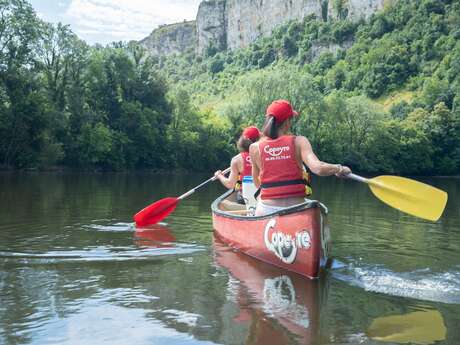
[240,151,252,177]
[234,151,253,192]
[258,135,312,199]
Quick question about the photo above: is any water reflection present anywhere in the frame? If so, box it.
[367,308,447,344]
[213,237,328,345]
[134,224,177,247]
[1,173,459,345]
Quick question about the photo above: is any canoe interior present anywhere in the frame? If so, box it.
[212,189,328,219]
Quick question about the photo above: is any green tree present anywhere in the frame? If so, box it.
[0,0,44,168]
[35,22,76,110]
[76,122,113,166]
[0,0,40,69]
[420,76,452,109]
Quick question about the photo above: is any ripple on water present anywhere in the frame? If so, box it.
[332,259,460,305]
[162,309,201,327]
[82,221,135,232]
[0,244,204,264]
[94,287,160,306]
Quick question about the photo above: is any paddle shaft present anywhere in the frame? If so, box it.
[348,173,394,191]
[347,173,369,184]
[178,167,231,200]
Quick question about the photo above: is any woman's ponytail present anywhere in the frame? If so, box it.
[262,116,281,139]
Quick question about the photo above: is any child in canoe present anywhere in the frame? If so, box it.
[249,100,351,216]
[215,126,261,204]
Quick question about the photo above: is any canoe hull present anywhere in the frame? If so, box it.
[211,191,330,279]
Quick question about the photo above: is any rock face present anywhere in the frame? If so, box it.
[225,0,322,51]
[328,0,386,21]
[140,21,196,56]
[309,39,354,60]
[197,0,227,55]
[140,0,388,56]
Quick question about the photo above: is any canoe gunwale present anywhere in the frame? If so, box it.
[211,189,328,220]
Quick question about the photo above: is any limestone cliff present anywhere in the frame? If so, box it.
[197,0,227,55]
[140,0,388,56]
[225,0,323,51]
[327,0,386,21]
[140,21,196,56]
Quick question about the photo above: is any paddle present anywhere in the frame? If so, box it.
[134,167,231,227]
[347,173,448,221]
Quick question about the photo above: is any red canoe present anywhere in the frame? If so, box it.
[211,190,331,279]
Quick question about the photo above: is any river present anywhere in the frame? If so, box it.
[0,172,459,345]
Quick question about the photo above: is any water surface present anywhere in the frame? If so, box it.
[0,172,459,344]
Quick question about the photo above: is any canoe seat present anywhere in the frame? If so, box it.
[219,199,246,212]
[217,190,247,212]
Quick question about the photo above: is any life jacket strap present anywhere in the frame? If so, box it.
[260,179,306,188]
[234,179,242,191]
[255,178,312,199]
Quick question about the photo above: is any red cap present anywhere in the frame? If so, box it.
[242,126,260,141]
[265,100,298,122]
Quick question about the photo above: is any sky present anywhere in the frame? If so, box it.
[29,0,202,45]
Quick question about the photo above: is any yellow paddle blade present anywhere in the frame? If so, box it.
[367,309,446,344]
[368,176,448,221]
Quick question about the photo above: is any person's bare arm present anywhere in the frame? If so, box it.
[249,143,261,188]
[296,136,351,176]
[215,156,241,189]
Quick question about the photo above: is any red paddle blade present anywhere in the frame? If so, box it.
[134,197,179,227]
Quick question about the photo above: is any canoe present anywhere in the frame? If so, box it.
[211,190,331,279]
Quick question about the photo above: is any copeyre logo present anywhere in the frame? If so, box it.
[263,145,290,157]
[264,219,311,264]
[245,155,252,164]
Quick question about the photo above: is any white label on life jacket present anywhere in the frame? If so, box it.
[263,145,291,160]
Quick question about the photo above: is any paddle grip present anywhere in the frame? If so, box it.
[211,167,231,181]
[178,167,231,200]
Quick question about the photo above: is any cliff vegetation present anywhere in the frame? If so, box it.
[157,0,460,175]
[0,0,459,175]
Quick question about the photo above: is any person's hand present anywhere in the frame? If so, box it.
[341,166,351,176]
[335,165,351,177]
[214,170,222,178]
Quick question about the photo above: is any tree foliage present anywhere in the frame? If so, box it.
[153,0,460,175]
[0,0,459,175]
[0,0,233,171]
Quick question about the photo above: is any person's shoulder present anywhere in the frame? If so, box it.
[294,135,309,144]
[294,135,313,149]
[231,154,242,164]
[249,141,259,153]
[230,155,242,170]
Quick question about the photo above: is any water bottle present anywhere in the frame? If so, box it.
[242,175,257,215]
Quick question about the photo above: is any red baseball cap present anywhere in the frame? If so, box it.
[265,100,298,122]
[242,126,260,141]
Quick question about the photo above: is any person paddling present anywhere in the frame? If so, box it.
[249,100,351,216]
[215,126,261,204]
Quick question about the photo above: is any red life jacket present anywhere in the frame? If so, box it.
[235,152,253,193]
[259,135,305,199]
[240,152,252,177]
